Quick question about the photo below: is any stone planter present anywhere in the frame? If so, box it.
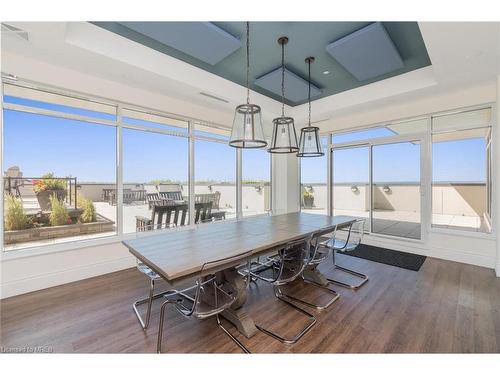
[303,196,314,208]
[36,189,67,211]
[4,214,115,245]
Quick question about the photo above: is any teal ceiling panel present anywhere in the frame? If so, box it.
[92,22,431,106]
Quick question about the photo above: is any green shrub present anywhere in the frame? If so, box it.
[77,194,96,223]
[41,172,66,191]
[303,189,314,199]
[4,194,30,230]
[49,194,70,226]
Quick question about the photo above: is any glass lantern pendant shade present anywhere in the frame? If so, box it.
[298,56,324,157]
[229,22,267,149]
[268,36,299,154]
[230,103,267,148]
[297,125,323,157]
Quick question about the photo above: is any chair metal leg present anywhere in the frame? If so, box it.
[255,286,317,344]
[216,314,251,353]
[327,251,369,290]
[280,277,340,310]
[133,278,165,330]
[157,299,175,353]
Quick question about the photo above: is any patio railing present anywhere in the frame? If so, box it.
[4,176,78,210]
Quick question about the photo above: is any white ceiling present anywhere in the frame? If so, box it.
[1,22,499,132]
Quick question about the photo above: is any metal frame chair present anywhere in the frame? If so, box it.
[244,237,317,344]
[132,221,180,329]
[321,219,368,290]
[156,251,253,353]
[278,227,340,310]
[133,260,170,330]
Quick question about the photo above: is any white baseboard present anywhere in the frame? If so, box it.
[0,255,136,299]
[496,263,500,277]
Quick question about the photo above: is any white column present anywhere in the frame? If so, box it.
[272,153,300,214]
[496,75,500,277]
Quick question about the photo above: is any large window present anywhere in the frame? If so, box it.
[242,149,271,217]
[300,136,329,214]
[3,85,117,250]
[431,108,492,233]
[194,124,236,222]
[2,82,273,251]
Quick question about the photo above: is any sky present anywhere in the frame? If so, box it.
[3,96,269,183]
[3,96,487,184]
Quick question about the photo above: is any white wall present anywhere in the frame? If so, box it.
[1,242,135,299]
[496,75,500,277]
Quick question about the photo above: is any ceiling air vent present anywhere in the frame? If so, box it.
[1,23,29,41]
[199,92,229,103]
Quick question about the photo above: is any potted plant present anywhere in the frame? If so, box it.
[33,173,67,211]
[303,188,314,208]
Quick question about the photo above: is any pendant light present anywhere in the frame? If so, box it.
[297,56,324,157]
[268,36,299,154]
[229,22,267,149]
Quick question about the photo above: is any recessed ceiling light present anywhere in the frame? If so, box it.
[322,70,330,75]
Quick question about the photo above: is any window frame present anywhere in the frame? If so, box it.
[1,80,273,259]
[322,103,496,241]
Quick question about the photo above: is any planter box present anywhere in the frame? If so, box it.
[4,214,115,245]
[303,196,314,208]
[36,189,67,211]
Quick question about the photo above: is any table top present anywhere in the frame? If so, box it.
[123,212,356,282]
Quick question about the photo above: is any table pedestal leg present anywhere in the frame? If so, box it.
[219,267,258,338]
[303,265,329,286]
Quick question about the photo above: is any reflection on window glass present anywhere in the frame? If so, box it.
[242,149,270,217]
[122,128,188,233]
[195,140,236,222]
[3,109,117,250]
[300,136,328,214]
[333,127,395,144]
[371,141,421,240]
[432,131,490,233]
[122,109,188,133]
[332,147,370,232]
[4,95,116,121]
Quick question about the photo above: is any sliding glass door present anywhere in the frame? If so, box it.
[371,140,421,239]
[332,136,423,240]
[332,146,370,231]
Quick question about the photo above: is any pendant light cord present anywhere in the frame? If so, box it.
[281,40,285,117]
[246,21,250,105]
[308,59,311,127]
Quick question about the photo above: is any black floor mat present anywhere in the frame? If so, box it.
[342,244,426,271]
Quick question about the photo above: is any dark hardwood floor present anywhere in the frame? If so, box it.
[1,254,499,353]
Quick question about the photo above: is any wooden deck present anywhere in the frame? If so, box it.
[1,254,499,353]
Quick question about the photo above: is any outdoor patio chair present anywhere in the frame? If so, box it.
[136,202,188,231]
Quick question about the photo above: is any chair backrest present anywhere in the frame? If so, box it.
[146,193,160,202]
[272,236,312,285]
[150,203,188,229]
[308,226,338,264]
[335,219,365,250]
[184,250,253,318]
[159,191,183,201]
[212,191,221,210]
[195,201,213,223]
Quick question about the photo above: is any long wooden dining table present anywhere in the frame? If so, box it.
[123,212,356,338]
